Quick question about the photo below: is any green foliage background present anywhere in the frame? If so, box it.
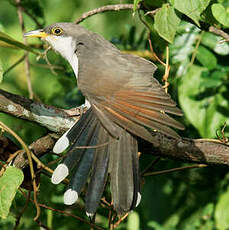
[0,0,229,229]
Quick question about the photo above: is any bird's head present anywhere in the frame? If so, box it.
[24,23,85,60]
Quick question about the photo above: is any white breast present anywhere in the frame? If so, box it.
[45,35,79,78]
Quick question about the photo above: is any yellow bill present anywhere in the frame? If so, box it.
[24,29,48,38]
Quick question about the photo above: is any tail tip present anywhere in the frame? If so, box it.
[86,212,94,218]
[136,192,141,207]
[64,189,78,205]
[53,135,70,153]
[51,163,69,184]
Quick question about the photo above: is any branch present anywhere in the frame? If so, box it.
[209,26,229,42]
[75,4,136,24]
[74,4,229,45]
[139,136,229,166]
[1,89,229,169]
[0,89,75,133]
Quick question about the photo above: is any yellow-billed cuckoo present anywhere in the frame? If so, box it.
[24,22,184,216]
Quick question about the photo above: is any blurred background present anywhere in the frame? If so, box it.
[0,0,229,229]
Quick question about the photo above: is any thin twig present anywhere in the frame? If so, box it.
[209,26,229,42]
[108,201,114,230]
[31,152,54,175]
[138,10,152,34]
[31,152,70,184]
[75,4,136,24]
[0,121,40,220]
[13,2,43,27]
[144,9,160,16]
[143,164,207,177]
[13,191,31,230]
[114,213,129,228]
[15,0,34,99]
[19,189,105,230]
[109,212,116,230]
[189,31,203,66]
[141,156,161,176]
[22,8,43,28]
[162,45,170,93]
[3,55,26,77]
[34,220,51,230]
[148,37,166,66]
[216,122,228,143]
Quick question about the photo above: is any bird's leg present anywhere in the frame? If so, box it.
[63,100,91,118]
[79,99,91,117]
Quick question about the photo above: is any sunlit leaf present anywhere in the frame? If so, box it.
[212,3,229,27]
[201,32,229,56]
[170,23,198,63]
[0,167,24,219]
[215,185,229,230]
[154,4,180,43]
[0,31,39,55]
[173,0,211,26]
[170,22,200,76]
[178,65,229,137]
[127,211,140,230]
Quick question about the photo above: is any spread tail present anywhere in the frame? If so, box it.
[52,108,141,215]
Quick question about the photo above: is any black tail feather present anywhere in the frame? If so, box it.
[66,108,94,144]
[68,118,99,194]
[62,110,97,172]
[110,129,140,214]
[85,126,109,215]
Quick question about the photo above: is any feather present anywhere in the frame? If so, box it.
[92,103,119,138]
[110,130,139,214]
[52,109,96,185]
[53,108,93,154]
[108,100,184,130]
[85,126,109,215]
[64,120,99,205]
[102,104,180,139]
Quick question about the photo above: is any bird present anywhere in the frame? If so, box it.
[24,22,184,216]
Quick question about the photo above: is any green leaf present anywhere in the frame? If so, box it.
[147,221,165,230]
[133,0,141,13]
[178,65,229,138]
[0,167,24,219]
[196,45,217,70]
[201,32,229,56]
[170,23,198,63]
[0,31,39,55]
[154,4,181,43]
[215,186,229,230]
[211,3,229,27]
[170,22,200,76]
[127,211,140,230]
[174,0,211,26]
[199,70,225,89]
[0,59,3,83]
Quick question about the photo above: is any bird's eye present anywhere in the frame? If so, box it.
[52,27,63,35]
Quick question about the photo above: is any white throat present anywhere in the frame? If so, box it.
[45,36,79,78]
